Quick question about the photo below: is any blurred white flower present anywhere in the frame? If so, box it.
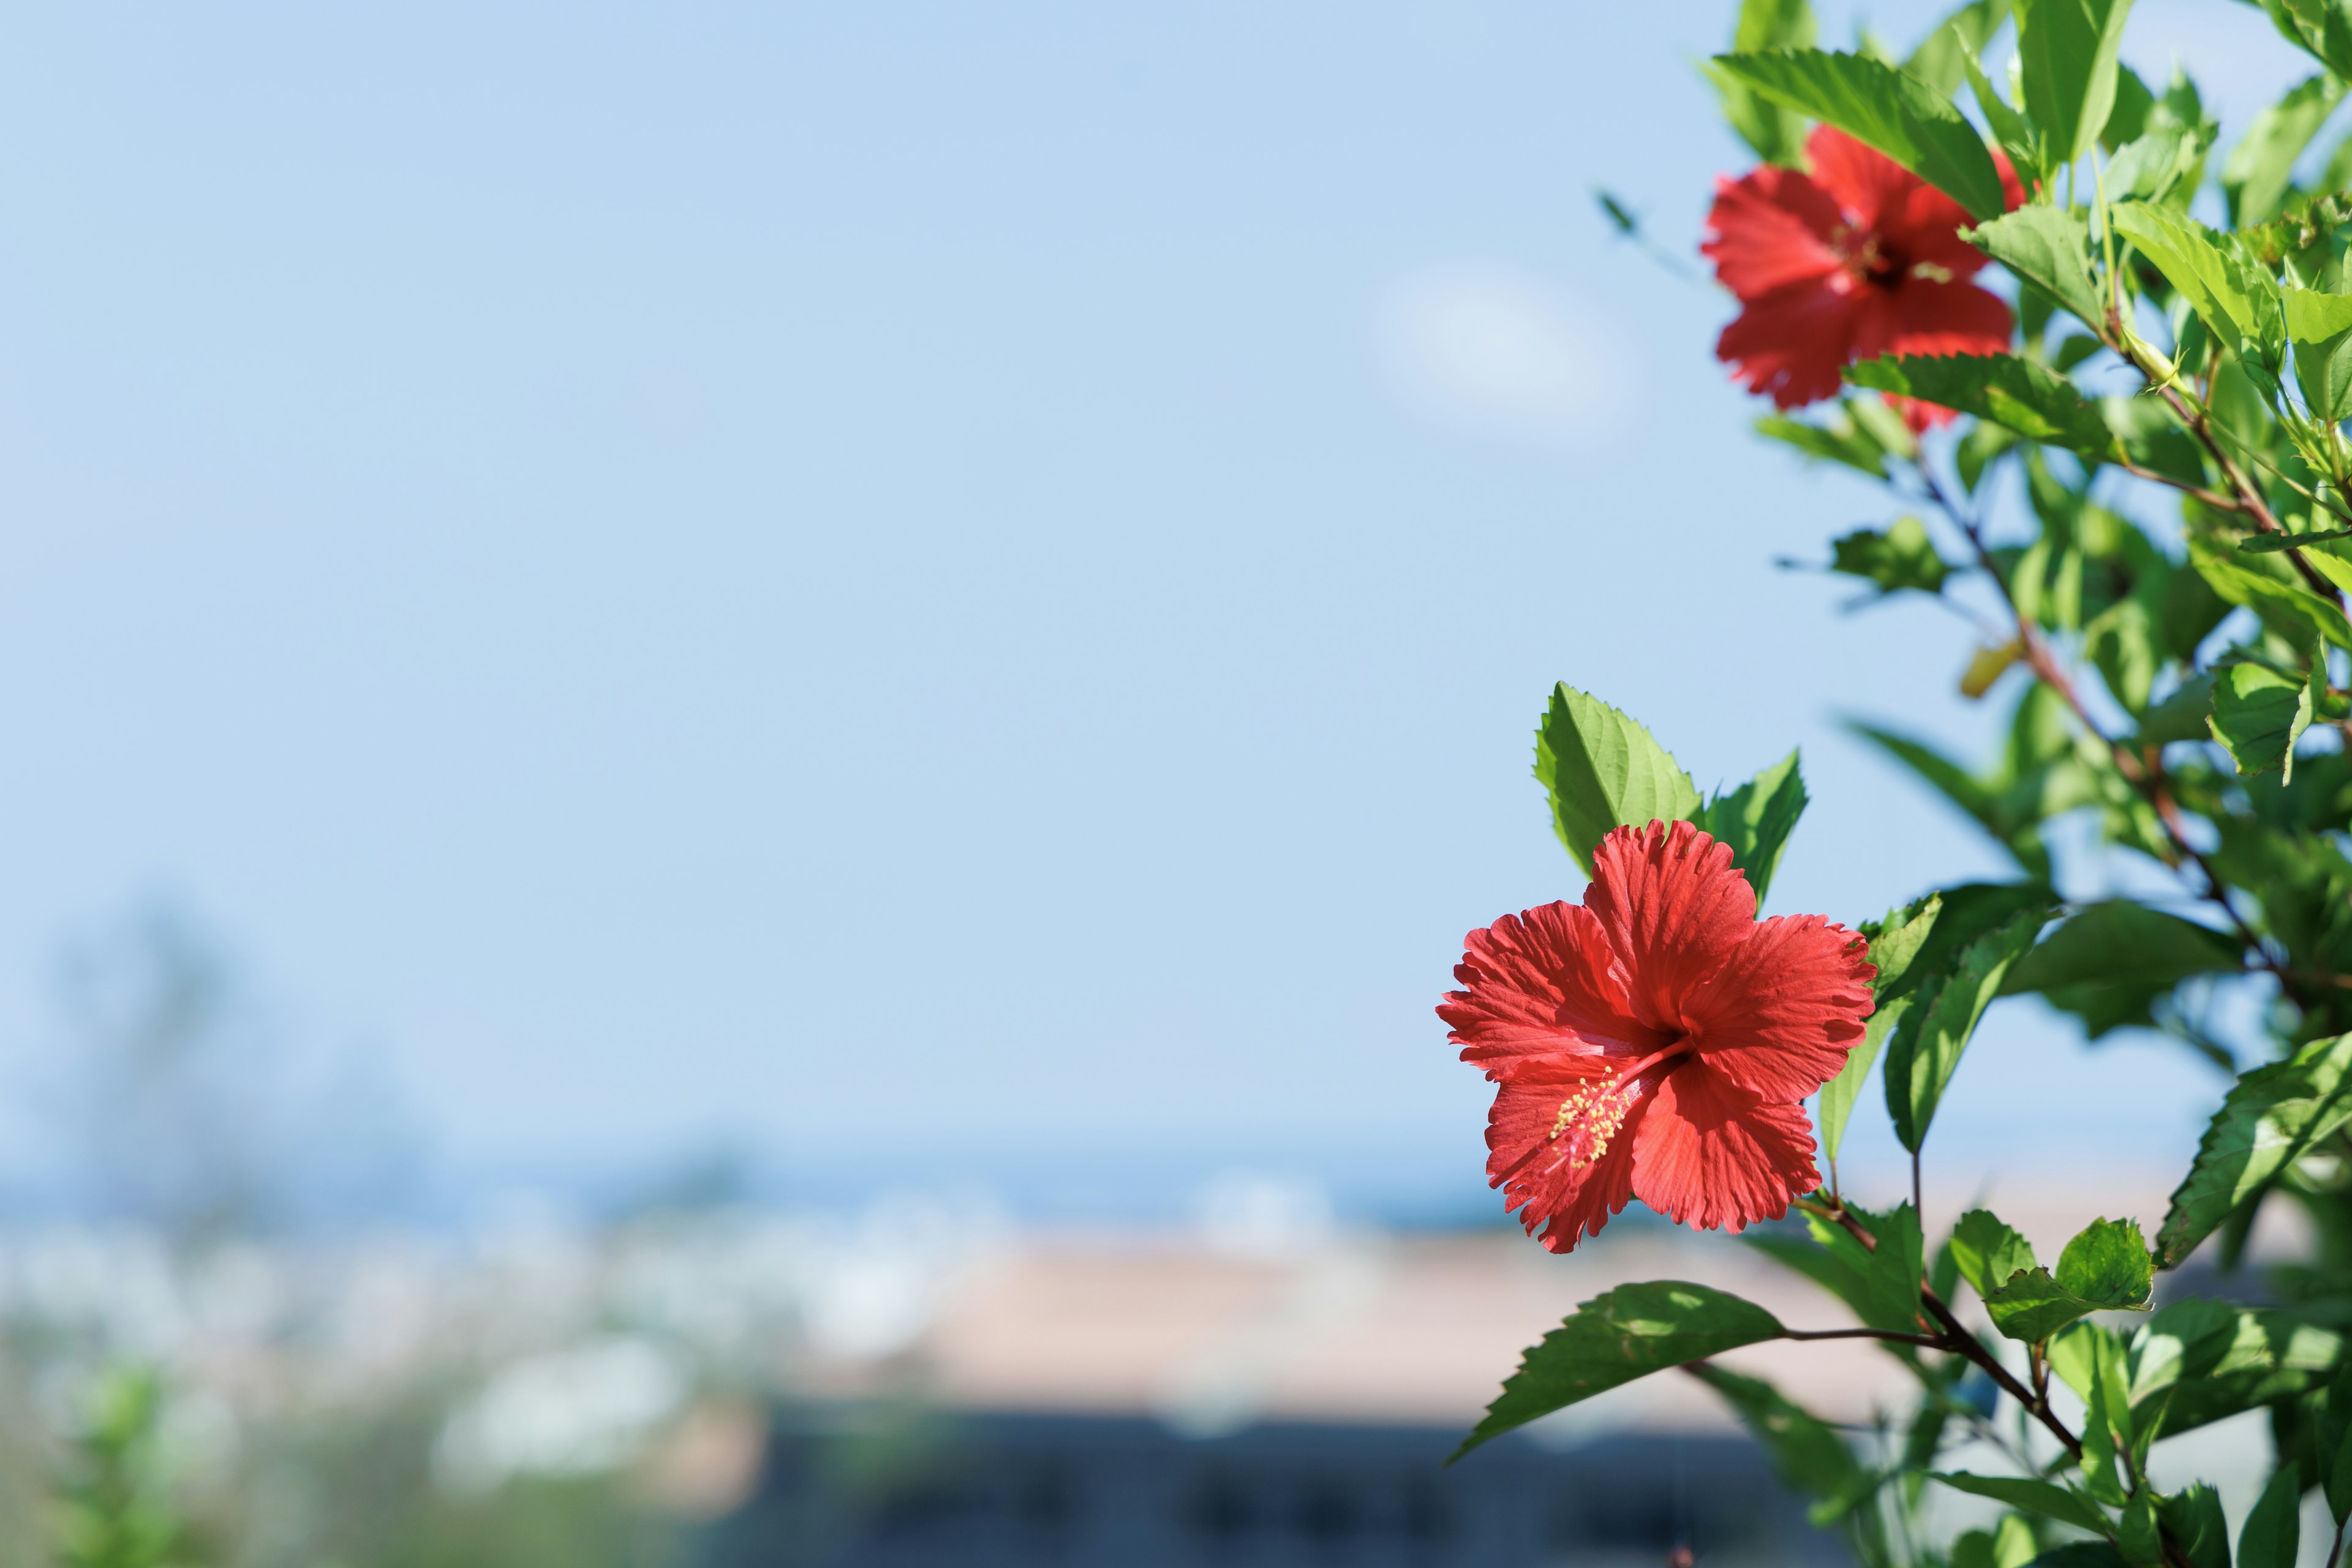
[433,1335,688,1493]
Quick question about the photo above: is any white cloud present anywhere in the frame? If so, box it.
[1376,262,1633,451]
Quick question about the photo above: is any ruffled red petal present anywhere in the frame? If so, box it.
[1887,279,2014,356]
[1629,1065,1820,1232]
[1714,276,1868,410]
[1681,913,1875,1100]
[1702,164,1845,302]
[1482,1054,1656,1252]
[1439,902,1657,1067]
[1585,821,1755,1028]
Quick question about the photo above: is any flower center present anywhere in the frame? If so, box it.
[1545,1038,1694,1169]
[1834,224,1904,289]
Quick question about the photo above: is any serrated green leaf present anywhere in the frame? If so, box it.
[1830,517,1951,595]
[1847,353,2117,456]
[2105,123,2202,206]
[2191,532,2352,649]
[2141,1310,2346,1435]
[1967,207,2105,327]
[1453,1281,1785,1458]
[2112,203,2288,380]
[2288,285,2352,423]
[1532,686,1701,877]
[2157,1033,2352,1266]
[1701,749,1807,902]
[1949,1208,2040,1300]
[2210,658,2316,779]
[1999,900,2242,1037]
[1931,1472,2111,1533]
[1822,895,1940,1158]
[1968,47,2043,189]
[2015,0,2136,168]
[2328,1415,2352,1523]
[2242,524,2352,551]
[1982,1218,2154,1341]
[1887,907,2052,1152]
[1713,48,2011,217]
[2162,1487,2231,1568]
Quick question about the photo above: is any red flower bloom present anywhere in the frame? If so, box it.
[1702,126,2022,429]
[1438,820,1875,1253]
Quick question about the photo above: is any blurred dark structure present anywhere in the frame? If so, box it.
[698,1410,1846,1568]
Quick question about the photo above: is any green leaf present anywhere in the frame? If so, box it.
[2156,1033,2352,1267]
[1846,353,2118,456]
[2252,0,2352,86]
[1532,686,1700,877]
[2288,285,2352,423]
[2227,73,2348,225]
[2162,1486,2232,1568]
[2111,203,2289,380]
[2190,532,2352,650]
[1756,409,1891,477]
[1908,0,2015,98]
[2239,1466,2303,1568]
[2328,1414,2352,1523]
[1700,749,1808,902]
[2145,1310,2348,1435]
[1686,1364,1875,1524]
[2242,524,2352,551]
[1711,0,1819,164]
[2015,0,2136,169]
[1886,907,2051,1152]
[1712,48,2011,218]
[1983,1217,2154,1341]
[2000,900,2243,1038]
[2209,658,2316,779]
[2136,673,2217,745]
[1830,517,1951,595]
[1931,1472,2112,1534]
[1453,1281,1784,1457]
[1966,207,2106,328]
[1822,895,1940,1158]
[1968,47,2043,189]
[1948,1208,2040,1300]
[2106,123,2203,206]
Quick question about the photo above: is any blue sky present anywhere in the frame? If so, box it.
[0,1,2316,1219]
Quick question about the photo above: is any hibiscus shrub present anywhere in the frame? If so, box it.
[1442,4,2352,1567]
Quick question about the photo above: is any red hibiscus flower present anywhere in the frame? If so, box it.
[1702,125,2022,429]
[1438,820,1875,1253]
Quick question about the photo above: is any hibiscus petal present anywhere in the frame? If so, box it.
[1485,1066,1649,1252]
[1716,277,1865,410]
[1801,126,1916,238]
[1681,914,1875,1100]
[1586,822,1756,1030]
[1702,165,1845,301]
[1630,1066,1819,1232]
[1439,902,1656,1068]
[1887,279,2014,356]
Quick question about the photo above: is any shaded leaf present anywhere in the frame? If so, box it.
[2157,1033,2352,1267]
[2239,1464,2302,1568]
[1831,517,1951,595]
[2210,658,2317,780]
[1686,1364,1875,1524]
[2000,900,2243,1037]
[1453,1282,1784,1458]
[1982,1217,2154,1341]
[1931,1472,2111,1533]
[1711,0,1819,164]
[1847,353,2117,455]
[2113,203,2288,380]
[1948,1208,2039,1300]
[1701,749,1809,902]
[1887,907,2052,1152]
